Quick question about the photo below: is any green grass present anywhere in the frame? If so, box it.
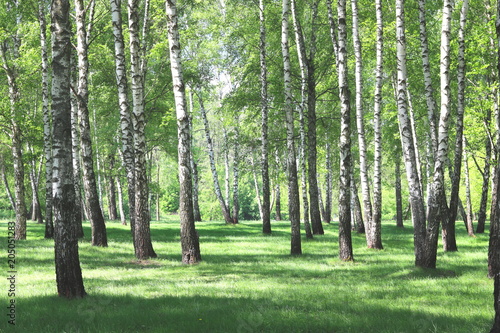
[0,217,494,332]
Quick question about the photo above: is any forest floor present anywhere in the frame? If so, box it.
[0,217,493,332]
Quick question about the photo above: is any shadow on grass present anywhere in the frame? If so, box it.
[17,293,488,333]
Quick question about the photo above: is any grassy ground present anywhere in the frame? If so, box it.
[0,217,494,332]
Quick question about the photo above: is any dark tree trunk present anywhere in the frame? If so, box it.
[52,0,86,299]
[275,184,282,221]
[477,109,492,233]
[491,274,500,333]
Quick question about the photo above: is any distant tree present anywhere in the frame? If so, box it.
[51,0,86,298]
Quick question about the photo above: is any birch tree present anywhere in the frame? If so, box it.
[110,0,136,232]
[259,0,271,234]
[337,0,353,261]
[128,0,156,259]
[74,0,107,247]
[395,0,429,268]
[282,0,301,255]
[166,0,201,264]
[51,0,86,298]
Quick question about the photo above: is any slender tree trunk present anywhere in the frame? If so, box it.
[306,1,323,236]
[259,0,271,234]
[463,142,475,236]
[129,0,156,259]
[39,1,53,238]
[282,0,301,255]
[352,0,379,248]
[198,94,233,224]
[111,0,136,235]
[107,155,118,220]
[396,0,429,267]
[325,142,332,223]
[166,0,201,264]
[372,0,384,242]
[1,34,27,240]
[350,167,365,233]
[232,116,240,224]
[75,0,107,247]
[51,0,86,298]
[395,156,404,228]
[478,109,492,233]
[291,0,312,239]
[337,0,353,261]
[116,175,127,225]
[275,183,282,221]
[251,156,264,220]
[188,94,201,222]
[223,127,231,218]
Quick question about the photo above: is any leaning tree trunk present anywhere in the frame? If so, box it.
[111,0,136,233]
[51,0,86,299]
[188,93,201,222]
[396,0,429,268]
[39,1,53,238]
[166,0,201,264]
[198,94,233,224]
[75,0,107,247]
[337,0,354,261]
[259,0,271,234]
[282,0,301,255]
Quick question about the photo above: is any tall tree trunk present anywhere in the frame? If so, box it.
[166,0,201,264]
[396,0,429,268]
[434,0,456,252]
[291,0,312,239]
[51,0,86,298]
[75,0,107,247]
[39,1,53,238]
[337,0,353,261]
[352,0,380,249]
[198,93,233,224]
[306,1,323,236]
[111,0,136,236]
[490,273,500,332]
[129,0,156,259]
[282,0,301,255]
[372,0,384,243]
[259,0,271,234]
[1,31,27,240]
[478,109,492,233]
